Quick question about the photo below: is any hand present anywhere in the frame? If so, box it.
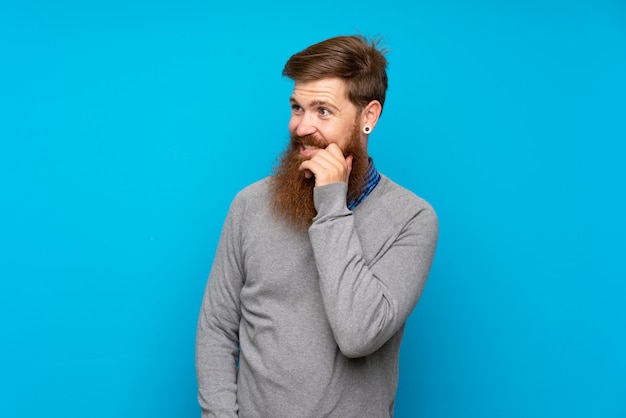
[299,143,353,187]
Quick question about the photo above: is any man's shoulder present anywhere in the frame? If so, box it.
[376,174,436,215]
[365,174,438,234]
[227,176,272,215]
[219,177,273,232]
[357,174,438,252]
[235,176,272,200]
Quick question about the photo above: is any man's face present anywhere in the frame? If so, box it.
[288,78,364,156]
[270,77,371,231]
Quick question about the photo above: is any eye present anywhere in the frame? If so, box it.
[291,104,303,114]
[319,108,331,116]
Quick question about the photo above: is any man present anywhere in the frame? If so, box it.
[196,34,438,417]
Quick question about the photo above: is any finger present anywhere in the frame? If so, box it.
[345,154,353,179]
[299,159,323,176]
[321,146,350,181]
[314,147,347,174]
[325,143,345,160]
[301,150,334,172]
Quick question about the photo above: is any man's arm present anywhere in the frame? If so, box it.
[196,199,245,417]
[309,181,438,358]
[301,144,438,358]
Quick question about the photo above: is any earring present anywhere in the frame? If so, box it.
[363,126,371,134]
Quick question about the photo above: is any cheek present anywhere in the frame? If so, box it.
[288,116,297,133]
[331,126,354,149]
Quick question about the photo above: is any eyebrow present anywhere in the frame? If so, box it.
[290,97,340,112]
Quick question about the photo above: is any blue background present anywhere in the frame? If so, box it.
[1,0,625,417]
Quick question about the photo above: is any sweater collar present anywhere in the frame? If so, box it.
[347,158,381,210]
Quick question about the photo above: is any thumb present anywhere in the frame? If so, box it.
[345,154,353,182]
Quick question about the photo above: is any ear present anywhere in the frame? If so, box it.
[361,100,382,134]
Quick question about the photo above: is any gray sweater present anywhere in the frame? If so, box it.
[196,175,438,417]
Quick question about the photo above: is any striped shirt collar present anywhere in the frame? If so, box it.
[347,158,381,210]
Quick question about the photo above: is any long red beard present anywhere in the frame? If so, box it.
[270,125,369,230]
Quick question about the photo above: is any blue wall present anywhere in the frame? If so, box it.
[1,1,624,417]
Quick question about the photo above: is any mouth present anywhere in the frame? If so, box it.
[292,133,326,157]
[299,143,321,157]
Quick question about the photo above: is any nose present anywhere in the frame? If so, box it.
[292,113,316,137]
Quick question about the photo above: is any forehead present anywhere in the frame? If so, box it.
[290,77,350,106]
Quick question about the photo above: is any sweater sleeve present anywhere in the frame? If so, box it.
[196,197,245,417]
[308,181,438,358]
